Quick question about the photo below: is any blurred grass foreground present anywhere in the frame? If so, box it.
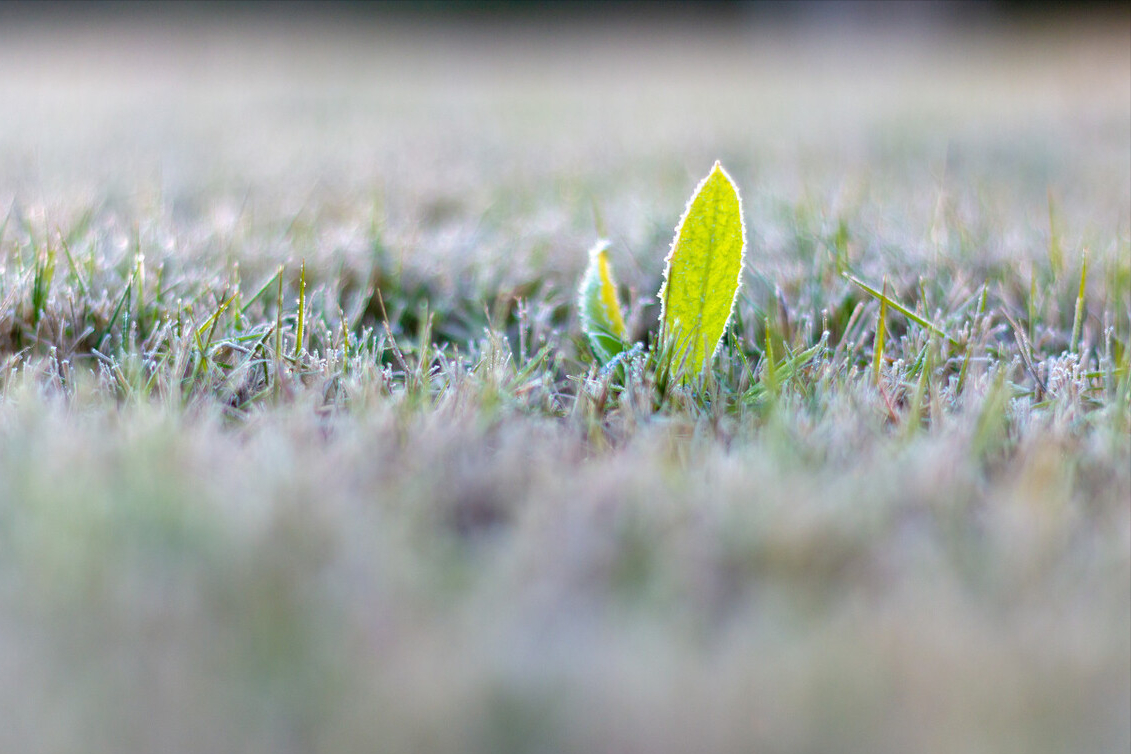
[0,3,1128,753]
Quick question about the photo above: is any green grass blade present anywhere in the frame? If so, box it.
[293,259,307,360]
[96,267,137,351]
[58,236,88,298]
[843,272,959,345]
[872,276,888,385]
[241,266,286,316]
[1071,247,1087,354]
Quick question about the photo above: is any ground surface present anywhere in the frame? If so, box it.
[0,10,1128,754]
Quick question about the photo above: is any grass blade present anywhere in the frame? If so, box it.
[843,271,959,345]
[293,259,307,360]
[1070,247,1088,354]
[872,276,888,385]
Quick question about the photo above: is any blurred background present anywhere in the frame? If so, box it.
[1,0,1126,289]
[0,5,1128,754]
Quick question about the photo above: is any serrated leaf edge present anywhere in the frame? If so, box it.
[657,160,747,371]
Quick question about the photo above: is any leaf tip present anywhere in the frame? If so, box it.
[588,237,611,261]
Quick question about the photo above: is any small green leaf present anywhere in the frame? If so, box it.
[578,239,627,364]
[659,161,746,376]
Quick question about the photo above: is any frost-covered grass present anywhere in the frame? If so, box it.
[0,13,1128,754]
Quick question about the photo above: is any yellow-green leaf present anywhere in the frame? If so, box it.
[658,161,746,376]
[578,239,627,364]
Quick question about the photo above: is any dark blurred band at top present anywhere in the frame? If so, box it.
[0,0,1127,30]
